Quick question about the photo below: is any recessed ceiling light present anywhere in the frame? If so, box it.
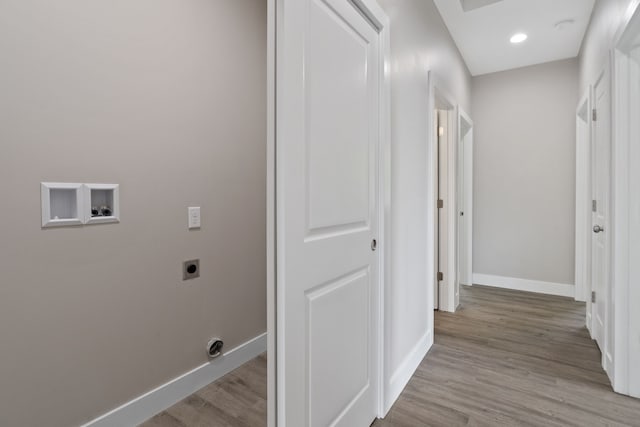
[510,33,528,44]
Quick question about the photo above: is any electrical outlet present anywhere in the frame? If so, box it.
[183,259,200,280]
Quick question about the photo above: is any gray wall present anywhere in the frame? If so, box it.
[471,58,579,285]
[377,0,472,406]
[0,1,267,426]
[579,0,640,94]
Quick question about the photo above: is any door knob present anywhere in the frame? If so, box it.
[593,225,604,233]
[371,239,377,251]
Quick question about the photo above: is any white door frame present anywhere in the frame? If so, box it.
[457,107,473,291]
[428,71,459,313]
[591,61,612,374]
[610,2,640,398]
[266,1,391,425]
[575,89,591,307]
[266,0,276,425]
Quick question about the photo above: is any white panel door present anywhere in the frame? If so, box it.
[276,0,381,425]
[591,67,610,353]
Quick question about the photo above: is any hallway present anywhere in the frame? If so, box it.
[4,1,640,425]
[142,285,640,426]
[375,285,640,426]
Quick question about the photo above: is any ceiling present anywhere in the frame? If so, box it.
[433,0,596,76]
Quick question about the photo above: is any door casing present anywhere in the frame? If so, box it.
[591,63,611,370]
[575,89,591,309]
[429,72,459,314]
[436,109,447,311]
[457,107,473,292]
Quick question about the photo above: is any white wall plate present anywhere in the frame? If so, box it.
[41,182,84,228]
[84,184,120,225]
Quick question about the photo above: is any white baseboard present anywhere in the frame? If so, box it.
[605,351,614,384]
[383,329,432,415]
[82,332,267,427]
[472,273,575,298]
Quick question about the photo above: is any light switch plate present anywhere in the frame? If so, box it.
[188,207,201,229]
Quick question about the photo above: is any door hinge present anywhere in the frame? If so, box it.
[437,199,444,209]
[592,109,597,121]
[437,272,443,281]
[592,200,597,212]
[592,291,596,303]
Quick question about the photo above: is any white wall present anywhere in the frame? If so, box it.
[376,0,472,411]
[0,1,267,426]
[471,59,579,288]
[579,0,640,94]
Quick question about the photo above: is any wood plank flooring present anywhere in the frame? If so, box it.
[141,285,640,427]
[140,354,267,427]
[374,285,640,426]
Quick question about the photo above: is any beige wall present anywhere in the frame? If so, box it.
[0,1,267,426]
[579,0,640,94]
[377,0,472,407]
[471,58,579,285]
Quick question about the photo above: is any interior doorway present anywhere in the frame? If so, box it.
[433,88,459,313]
[429,76,473,314]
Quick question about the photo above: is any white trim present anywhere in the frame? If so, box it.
[445,108,457,310]
[83,183,120,225]
[612,47,629,396]
[575,89,591,304]
[611,4,640,397]
[472,274,575,298]
[611,0,640,48]
[428,71,460,314]
[456,107,473,293]
[266,0,277,425]
[81,333,267,427]
[383,330,432,415]
[377,4,392,419]
[41,182,84,228]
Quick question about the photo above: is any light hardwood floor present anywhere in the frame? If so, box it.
[140,354,267,427]
[141,285,640,427]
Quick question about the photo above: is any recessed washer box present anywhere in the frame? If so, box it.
[84,184,120,225]
[41,183,84,228]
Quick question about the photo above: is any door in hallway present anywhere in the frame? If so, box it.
[591,66,610,355]
[276,0,383,425]
[437,109,455,310]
